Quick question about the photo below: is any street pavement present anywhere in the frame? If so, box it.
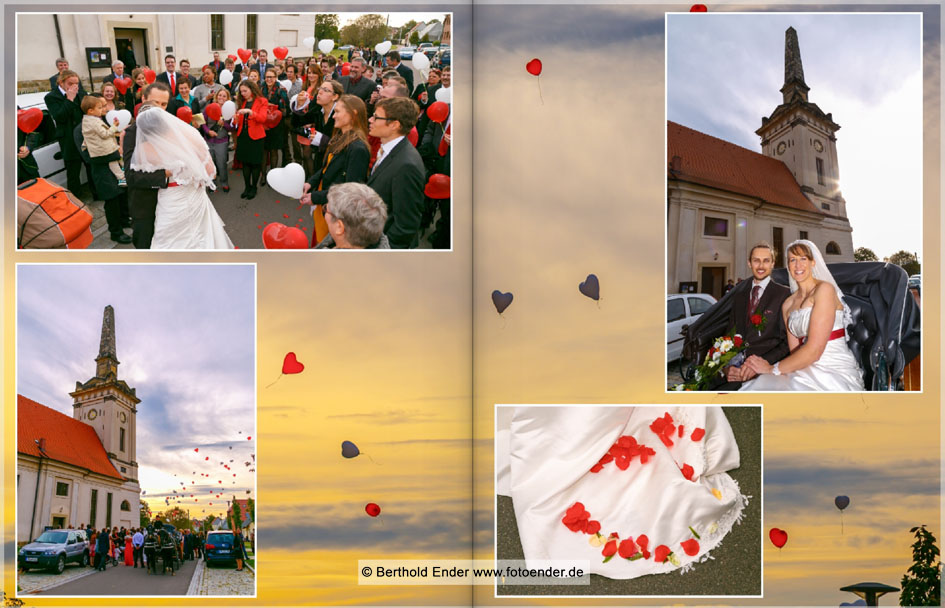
[34,557,197,596]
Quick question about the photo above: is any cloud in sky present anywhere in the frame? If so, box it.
[666,12,924,258]
[16,264,256,508]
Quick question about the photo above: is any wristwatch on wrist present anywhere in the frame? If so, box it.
[772,362,781,376]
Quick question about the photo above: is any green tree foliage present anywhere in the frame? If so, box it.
[900,525,941,606]
[160,506,192,530]
[421,34,430,43]
[314,14,340,42]
[139,502,151,527]
[203,514,216,530]
[247,497,255,524]
[231,500,242,531]
[888,250,920,276]
[340,14,388,47]
[854,247,878,262]
[409,31,421,45]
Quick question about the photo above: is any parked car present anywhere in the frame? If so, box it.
[667,293,716,362]
[908,274,920,294]
[397,46,416,60]
[433,48,451,68]
[418,42,437,58]
[18,529,89,573]
[204,530,238,566]
[16,92,87,189]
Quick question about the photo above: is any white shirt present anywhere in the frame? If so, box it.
[751,275,771,300]
[373,135,405,173]
[132,531,144,547]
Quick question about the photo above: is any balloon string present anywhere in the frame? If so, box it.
[499,314,507,330]
[537,77,544,105]
[840,511,844,535]
[364,453,382,466]
[265,373,283,389]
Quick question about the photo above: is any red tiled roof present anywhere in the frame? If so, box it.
[668,121,823,214]
[18,394,124,480]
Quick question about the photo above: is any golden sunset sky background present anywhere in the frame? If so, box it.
[4,2,941,607]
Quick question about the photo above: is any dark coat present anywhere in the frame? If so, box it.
[395,63,414,94]
[44,87,85,161]
[367,137,426,249]
[338,75,377,105]
[122,120,170,249]
[306,138,370,205]
[156,71,183,94]
[730,278,791,363]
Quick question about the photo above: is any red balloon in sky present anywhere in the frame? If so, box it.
[194,448,199,452]
[282,352,304,375]
[769,527,788,548]
[526,58,542,76]
[365,503,381,517]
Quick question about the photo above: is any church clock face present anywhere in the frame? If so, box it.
[87,409,97,420]
[813,139,824,152]
[119,411,127,423]
[776,141,787,155]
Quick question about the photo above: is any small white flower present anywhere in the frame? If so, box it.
[707,360,717,368]
[719,341,732,353]
[694,369,702,381]
[712,350,721,361]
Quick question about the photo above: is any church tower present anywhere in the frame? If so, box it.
[757,27,848,219]
[71,305,140,483]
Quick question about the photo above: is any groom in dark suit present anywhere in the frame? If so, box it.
[367,97,426,249]
[716,242,791,390]
[122,83,173,249]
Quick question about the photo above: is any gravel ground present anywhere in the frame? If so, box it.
[197,561,255,596]
[496,406,762,597]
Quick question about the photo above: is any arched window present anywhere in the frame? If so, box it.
[120,500,131,511]
[826,241,841,255]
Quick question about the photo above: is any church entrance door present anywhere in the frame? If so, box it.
[700,266,726,300]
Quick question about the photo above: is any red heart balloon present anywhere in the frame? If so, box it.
[341,64,350,76]
[264,104,282,129]
[237,48,252,63]
[690,4,708,11]
[365,503,381,517]
[113,76,133,95]
[176,106,193,123]
[769,527,788,548]
[426,101,449,124]
[17,108,43,134]
[424,173,451,200]
[273,46,288,60]
[205,102,222,122]
[407,127,418,147]
[228,54,237,61]
[143,68,156,84]
[526,58,542,76]
[261,222,308,249]
[282,352,304,375]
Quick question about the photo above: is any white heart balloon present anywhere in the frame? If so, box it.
[318,39,335,54]
[221,100,237,120]
[412,52,430,71]
[219,69,233,86]
[302,36,316,49]
[375,41,392,56]
[279,79,292,91]
[435,86,452,104]
[267,163,306,199]
[106,109,132,131]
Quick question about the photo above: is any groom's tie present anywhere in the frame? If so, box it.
[748,285,761,321]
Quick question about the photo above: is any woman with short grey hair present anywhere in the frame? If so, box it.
[316,182,389,249]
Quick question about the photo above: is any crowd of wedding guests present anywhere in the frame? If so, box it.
[35,46,452,249]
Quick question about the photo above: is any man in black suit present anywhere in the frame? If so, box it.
[209,51,224,79]
[367,97,426,249]
[44,70,87,193]
[385,51,414,94]
[715,242,791,390]
[338,58,376,105]
[122,83,173,249]
[156,54,182,96]
[250,49,270,78]
[48,58,86,93]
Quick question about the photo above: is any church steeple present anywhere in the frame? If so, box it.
[95,305,119,379]
[781,27,810,104]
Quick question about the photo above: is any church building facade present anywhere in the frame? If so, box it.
[668,26,855,299]
[17,305,141,541]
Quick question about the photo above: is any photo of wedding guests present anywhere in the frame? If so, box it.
[665,13,922,392]
[16,12,453,250]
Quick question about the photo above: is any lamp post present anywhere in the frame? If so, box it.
[839,582,899,606]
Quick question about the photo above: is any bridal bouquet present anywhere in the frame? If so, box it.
[675,332,746,391]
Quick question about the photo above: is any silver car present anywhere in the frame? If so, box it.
[667,293,717,362]
[18,529,90,573]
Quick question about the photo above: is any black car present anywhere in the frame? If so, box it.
[204,530,239,566]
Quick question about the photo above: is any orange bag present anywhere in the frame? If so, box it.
[17,178,93,249]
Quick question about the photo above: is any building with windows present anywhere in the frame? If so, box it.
[17,13,316,91]
[667,27,854,299]
[17,305,141,541]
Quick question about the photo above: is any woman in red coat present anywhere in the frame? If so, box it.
[232,80,268,199]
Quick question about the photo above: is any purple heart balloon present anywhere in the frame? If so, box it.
[492,290,513,314]
[579,274,600,301]
[835,495,850,511]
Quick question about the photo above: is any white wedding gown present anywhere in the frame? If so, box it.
[496,406,747,580]
[740,308,864,391]
[151,184,234,250]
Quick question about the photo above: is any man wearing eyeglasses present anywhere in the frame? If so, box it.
[367,97,426,249]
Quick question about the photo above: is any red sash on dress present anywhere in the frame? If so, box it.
[799,328,845,345]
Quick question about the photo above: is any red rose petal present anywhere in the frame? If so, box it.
[585,520,601,535]
[590,463,603,473]
[681,539,700,556]
[678,424,684,438]
[600,454,614,464]
[283,213,289,218]
[602,540,618,557]
[618,538,638,559]
[615,456,630,471]
[691,428,706,441]
[636,534,649,551]
[681,463,695,481]
[660,434,675,448]
[654,545,671,563]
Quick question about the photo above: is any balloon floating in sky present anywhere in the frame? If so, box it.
[365,503,381,517]
[769,527,788,550]
[835,495,850,534]
[579,274,601,301]
[342,441,360,459]
[492,290,513,315]
[525,58,544,104]
[267,352,305,388]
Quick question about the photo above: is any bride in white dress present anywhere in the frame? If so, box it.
[130,106,234,249]
[739,239,863,391]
